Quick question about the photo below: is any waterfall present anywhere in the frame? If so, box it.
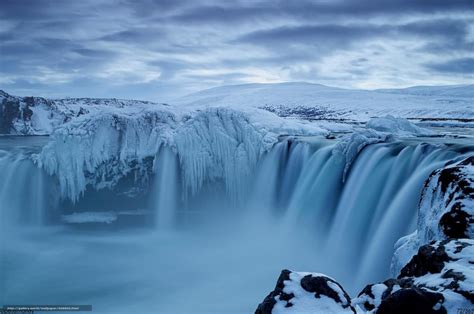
[0,150,50,230]
[253,139,468,292]
[151,147,180,229]
[1,136,472,302]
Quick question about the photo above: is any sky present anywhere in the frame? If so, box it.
[0,0,473,101]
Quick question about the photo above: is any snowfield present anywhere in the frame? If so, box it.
[1,82,473,136]
[173,82,474,121]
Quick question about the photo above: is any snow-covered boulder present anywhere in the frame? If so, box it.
[256,269,356,314]
[366,115,434,136]
[355,239,474,313]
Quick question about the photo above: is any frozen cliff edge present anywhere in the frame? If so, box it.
[2,83,474,135]
[391,156,474,275]
[36,106,327,202]
[1,88,436,203]
[257,156,474,313]
[0,90,167,135]
[35,107,432,203]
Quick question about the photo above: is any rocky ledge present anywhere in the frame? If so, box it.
[256,156,474,314]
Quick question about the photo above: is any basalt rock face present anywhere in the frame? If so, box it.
[255,270,355,314]
[391,156,474,276]
[0,90,165,135]
[418,156,474,243]
[0,90,61,135]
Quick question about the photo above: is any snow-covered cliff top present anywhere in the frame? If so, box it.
[173,82,474,121]
[1,82,473,136]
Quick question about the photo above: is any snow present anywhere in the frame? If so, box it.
[272,271,355,314]
[2,83,473,136]
[418,157,474,243]
[36,106,456,202]
[173,82,474,121]
[61,209,150,224]
[390,231,419,277]
[62,211,118,224]
[332,129,391,181]
[352,282,388,310]
[391,156,474,277]
[411,239,474,313]
[366,115,434,136]
[376,84,474,98]
[36,104,328,202]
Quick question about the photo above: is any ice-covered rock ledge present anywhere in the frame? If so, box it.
[35,105,328,202]
[257,156,474,313]
[392,156,474,274]
[355,239,474,313]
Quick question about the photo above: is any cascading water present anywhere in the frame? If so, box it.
[1,134,472,312]
[151,147,180,229]
[0,138,51,230]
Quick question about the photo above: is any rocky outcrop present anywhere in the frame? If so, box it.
[418,156,474,242]
[392,156,474,276]
[0,90,61,135]
[256,270,356,314]
[355,239,473,313]
[0,90,166,135]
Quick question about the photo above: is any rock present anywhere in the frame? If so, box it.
[256,269,356,314]
[0,92,21,134]
[418,156,474,243]
[355,239,474,313]
[392,156,474,275]
[376,287,446,314]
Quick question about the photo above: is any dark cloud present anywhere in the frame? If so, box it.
[236,24,388,47]
[168,0,473,24]
[0,0,472,100]
[236,19,470,47]
[426,58,474,74]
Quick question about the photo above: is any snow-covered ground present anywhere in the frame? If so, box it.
[1,82,473,136]
[173,82,474,122]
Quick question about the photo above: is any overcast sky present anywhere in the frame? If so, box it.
[0,0,473,101]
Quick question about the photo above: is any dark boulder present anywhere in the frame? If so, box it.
[256,269,355,314]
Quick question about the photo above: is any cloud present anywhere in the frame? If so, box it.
[0,0,472,100]
[426,58,474,74]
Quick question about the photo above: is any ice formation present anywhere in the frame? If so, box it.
[36,104,328,202]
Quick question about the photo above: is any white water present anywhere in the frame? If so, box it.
[1,136,472,313]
